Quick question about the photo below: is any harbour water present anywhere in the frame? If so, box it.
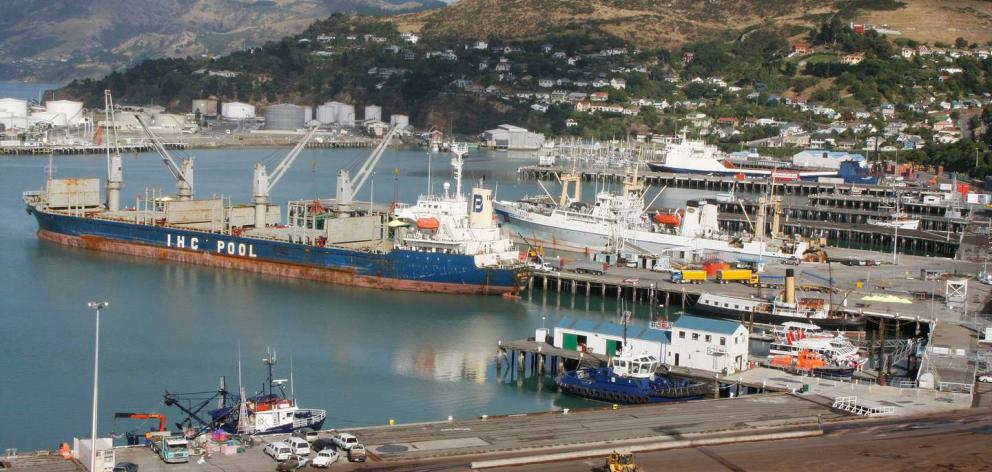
[0,81,60,102]
[0,137,731,451]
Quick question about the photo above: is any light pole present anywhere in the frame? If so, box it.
[87,301,109,472]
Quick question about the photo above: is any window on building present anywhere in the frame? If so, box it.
[679,331,685,339]
[692,333,699,341]
[720,337,726,346]
[705,335,711,342]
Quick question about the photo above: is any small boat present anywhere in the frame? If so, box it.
[769,349,858,378]
[164,349,326,436]
[555,347,709,404]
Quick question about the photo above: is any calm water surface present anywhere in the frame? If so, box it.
[0,136,733,451]
[0,83,737,450]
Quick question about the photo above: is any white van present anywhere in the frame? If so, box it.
[287,437,311,456]
[264,441,293,461]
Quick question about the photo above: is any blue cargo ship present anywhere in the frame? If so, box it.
[22,119,528,295]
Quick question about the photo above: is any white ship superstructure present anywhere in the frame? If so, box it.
[393,145,521,268]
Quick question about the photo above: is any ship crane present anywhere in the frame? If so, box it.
[113,412,166,432]
[103,90,123,211]
[336,126,399,208]
[252,125,320,227]
[135,115,194,201]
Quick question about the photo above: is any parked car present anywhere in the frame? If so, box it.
[331,433,360,451]
[275,455,309,471]
[311,438,335,453]
[311,449,340,468]
[264,442,293,461]
[112,463,138,472]
[286,437,311,456]
[347,444,367,462]
[623,278,639,285]
[293,428,319,444]
[979,373,992,383]
[624,260,638,268]
[781,257,801,266]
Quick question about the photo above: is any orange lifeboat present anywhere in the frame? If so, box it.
[416,217,440,230]
[653,212,682,226]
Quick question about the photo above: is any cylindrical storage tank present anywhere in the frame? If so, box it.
[44,100,83,126]
[221,102,256,119]
[390,114,409,128]
[364,105,381,122]
[303,106,313,124]
[0,98,29,117]
[30,111,67,127]
[191,99,218,117]
[263,104,305,130]
[316,102,338,125]
[336,104,355,126]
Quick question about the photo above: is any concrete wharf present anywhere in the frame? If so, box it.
[518,165,893,196]
[716,214,961,258]
[109,393,840,470]
[713,199,972,233]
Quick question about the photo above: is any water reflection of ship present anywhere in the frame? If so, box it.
[391,348,490,383]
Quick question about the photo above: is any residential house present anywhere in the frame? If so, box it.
[400,32,419,44]
[537,78,555,88]
[841,53,865,65]
[590,91,609,102]
[610,78,627,90]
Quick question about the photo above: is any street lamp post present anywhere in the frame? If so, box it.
[87,301,109,472]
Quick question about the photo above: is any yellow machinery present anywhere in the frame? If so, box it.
[601,451,639,472]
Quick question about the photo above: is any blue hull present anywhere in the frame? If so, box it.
[29,208,525,295]
[555,368,708,404]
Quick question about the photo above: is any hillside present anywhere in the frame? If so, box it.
[856,0,992,45]
[391,0,834,48]
[0,0,445,83]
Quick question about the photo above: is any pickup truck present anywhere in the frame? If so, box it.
[146,432,189,464]
[331,432,361,451]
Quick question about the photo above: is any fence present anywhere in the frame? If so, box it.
[832,396,896,417]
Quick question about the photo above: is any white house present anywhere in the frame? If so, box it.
[552,314,749,374]
[668,315,749,374]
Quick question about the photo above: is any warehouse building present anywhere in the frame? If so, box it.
[482,124,545,150]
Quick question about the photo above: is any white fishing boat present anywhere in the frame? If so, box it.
[495,162,807,261]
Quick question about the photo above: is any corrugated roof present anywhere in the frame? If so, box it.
[673,314,742,335]
[557,316,671,344]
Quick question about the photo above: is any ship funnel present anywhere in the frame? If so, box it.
[784,268,796,305]
[470,187,495,229]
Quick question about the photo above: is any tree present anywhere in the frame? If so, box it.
[955,37,968,49]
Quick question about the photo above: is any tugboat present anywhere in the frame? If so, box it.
[164,348,326,436]
[555,348,709,404]
[555,311,709,404]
